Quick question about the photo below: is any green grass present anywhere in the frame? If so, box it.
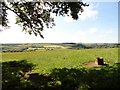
[1,48,118,73]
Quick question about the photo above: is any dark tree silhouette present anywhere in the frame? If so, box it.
[2,60,120,90]
[0,0,89,38]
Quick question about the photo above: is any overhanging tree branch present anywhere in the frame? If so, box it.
[1,1,89,38]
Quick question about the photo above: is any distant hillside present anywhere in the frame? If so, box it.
[59,43,119,49]
[1,43,119,52]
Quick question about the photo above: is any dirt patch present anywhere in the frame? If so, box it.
[84,61,107,68]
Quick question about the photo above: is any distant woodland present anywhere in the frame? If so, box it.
[1,43,119,52]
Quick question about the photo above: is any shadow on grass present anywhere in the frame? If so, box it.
[2,60,120,90]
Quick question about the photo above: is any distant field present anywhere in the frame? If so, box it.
[1,48,118,73]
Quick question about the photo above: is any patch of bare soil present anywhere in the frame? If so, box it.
[84,61,107,68]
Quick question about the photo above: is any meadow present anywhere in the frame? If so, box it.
[1,46,120,89]
[1,48,118,73]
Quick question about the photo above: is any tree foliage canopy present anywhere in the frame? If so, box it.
[0,0,89,38]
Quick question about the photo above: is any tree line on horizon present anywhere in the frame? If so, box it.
[1,43,119,52]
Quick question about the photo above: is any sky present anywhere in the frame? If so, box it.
[0,2,118,43]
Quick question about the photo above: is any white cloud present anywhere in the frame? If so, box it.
[0,25,117,43]
[95,30,117,43]
[77,28,118,43]
[64,16,73,23]
[64,3,98,22]
[78,27,98,36]
[89,27,97,34]
[79,4,98,21]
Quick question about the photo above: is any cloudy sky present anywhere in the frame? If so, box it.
[0,2,118,43]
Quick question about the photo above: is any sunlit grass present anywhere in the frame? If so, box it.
[1,48,118,73]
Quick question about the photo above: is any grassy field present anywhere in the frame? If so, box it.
[1,48,118,73]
